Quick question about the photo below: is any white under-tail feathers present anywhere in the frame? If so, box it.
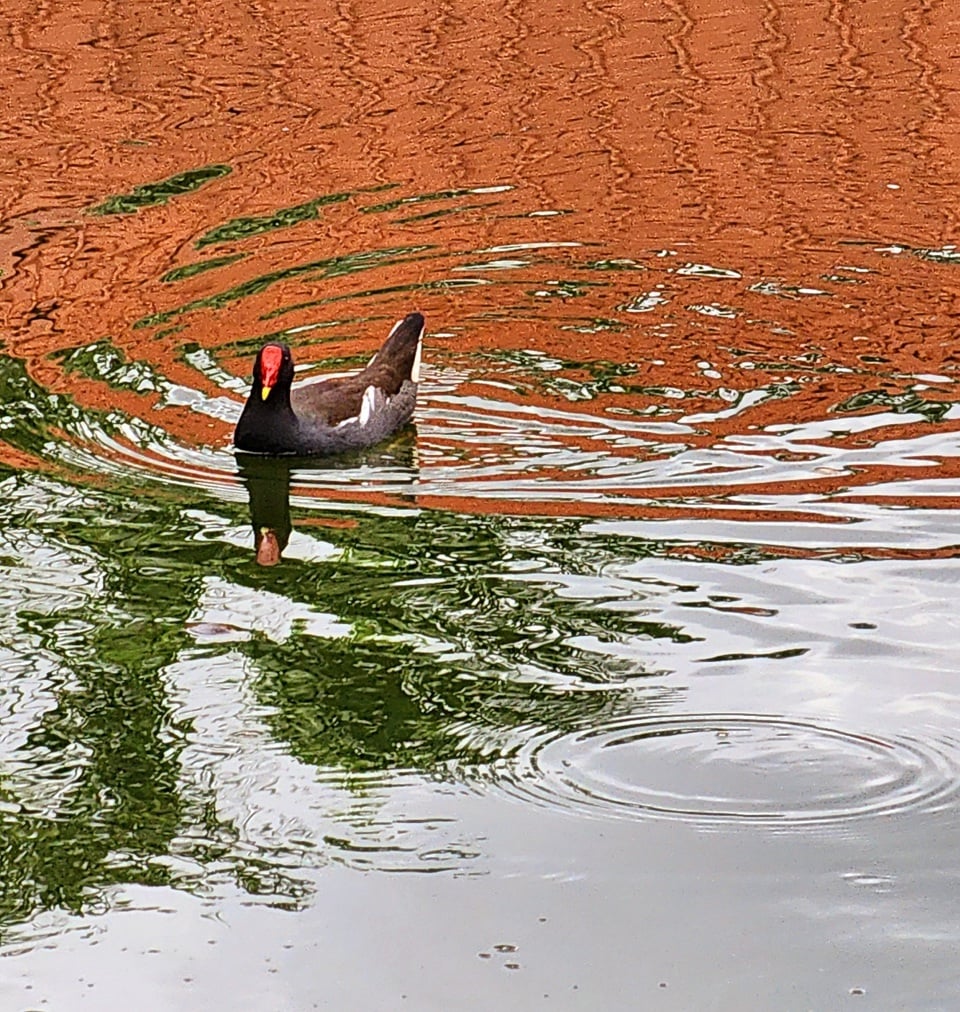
[336,317,423,428]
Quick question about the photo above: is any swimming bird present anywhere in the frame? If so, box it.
[234,312,424,455]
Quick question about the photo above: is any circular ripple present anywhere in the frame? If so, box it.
[488,713,960,829]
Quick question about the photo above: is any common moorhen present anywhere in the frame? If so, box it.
[234,312,424,455]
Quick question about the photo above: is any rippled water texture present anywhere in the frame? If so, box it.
[2,1,960,1008]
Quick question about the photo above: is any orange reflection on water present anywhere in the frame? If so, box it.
[1,0,959,519]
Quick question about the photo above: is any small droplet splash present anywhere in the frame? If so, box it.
[479,713,960,831]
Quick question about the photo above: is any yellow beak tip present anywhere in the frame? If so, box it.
[261,386,272,401]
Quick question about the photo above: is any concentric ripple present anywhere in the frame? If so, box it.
[486,713,960,829]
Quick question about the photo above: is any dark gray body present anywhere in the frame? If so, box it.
[235,378,418,456]
[234,312,423,457]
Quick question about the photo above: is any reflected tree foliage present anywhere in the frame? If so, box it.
[0,355,698,928]
[0,464,696,929]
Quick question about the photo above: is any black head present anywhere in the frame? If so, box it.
[235,343,299,453]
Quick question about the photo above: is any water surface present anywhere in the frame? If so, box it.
[2,1,960,1008]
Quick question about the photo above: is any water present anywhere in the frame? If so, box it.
[2,1,960,1008]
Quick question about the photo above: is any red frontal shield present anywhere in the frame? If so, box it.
[260,345,283,398]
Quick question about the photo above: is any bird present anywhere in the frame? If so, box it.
[234,312,424,456]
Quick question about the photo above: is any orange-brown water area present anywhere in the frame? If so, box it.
[1,0,960,513]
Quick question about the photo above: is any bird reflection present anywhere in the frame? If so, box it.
[235,454,293,566]
[235,427,419,565]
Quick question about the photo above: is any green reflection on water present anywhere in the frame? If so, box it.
[0,486,198,925]
[192,183,405,248]
[195,192,354,249]
[833,388,953,423]
[361,188,492,214]
[260,276,472,322]
[559,317,627,333]
[87,165,232,216]
[134,245,432,330]
[395,203,491,223]
[160,253,248,283]
[0,348,835,929]
[0,445,695,928]
[0,353,183,481]
[52,339,165,394]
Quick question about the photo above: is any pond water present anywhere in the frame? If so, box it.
[2,1,960,1008]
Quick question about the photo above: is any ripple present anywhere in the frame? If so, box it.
[487,713,960,830]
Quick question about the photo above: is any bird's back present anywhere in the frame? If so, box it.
[291,312,423,426]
